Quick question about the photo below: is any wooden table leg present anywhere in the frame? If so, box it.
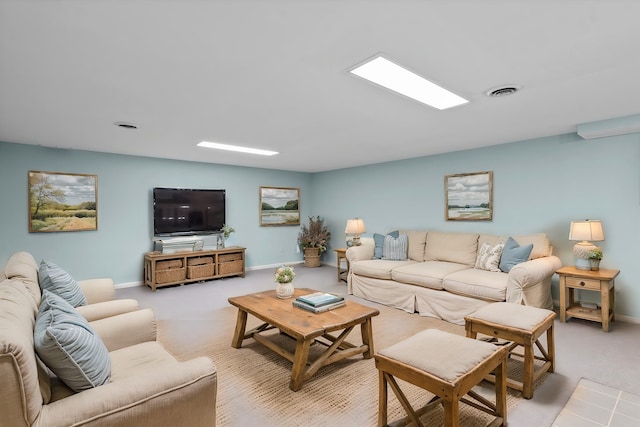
[231,309,248,348]
[601,284,610,332]
[289,338,312,391]
[361,318,375,358]
[559,275,567,322]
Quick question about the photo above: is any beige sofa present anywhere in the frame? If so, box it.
[347,231,562,325]
[0,252,217,427]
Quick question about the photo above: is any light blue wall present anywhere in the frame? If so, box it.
[314,133,640,319]
[0,142,312,284]
[2,131,639,318]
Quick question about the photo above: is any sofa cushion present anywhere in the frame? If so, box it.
[391,261,471,290]
[39,260,87,307]
[479,233,551,260]
[351,259,416,280]
[442,269,508,302]
[475,243,504,272]
[400,230,428,261]
[424,232,479,267]
[382,234,408,260]
[34,290,111,392]
[499,237,533,273]
[373,230,399,259]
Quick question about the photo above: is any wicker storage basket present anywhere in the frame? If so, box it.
[219,253,243,262]
[187,263,215,279]
[219,260,243,275]
[156,268,186,284]
[187,256,214,266]
[156,259,183,270]
[304,248,321,268]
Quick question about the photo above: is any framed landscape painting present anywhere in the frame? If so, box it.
[28,171,98,232]
[445,171,493,221]
[259,186,300,226]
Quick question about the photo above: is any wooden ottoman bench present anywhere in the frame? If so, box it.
[464,302,556,399]
[374,329,508,427]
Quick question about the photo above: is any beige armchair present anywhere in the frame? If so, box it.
[0,252,218,427]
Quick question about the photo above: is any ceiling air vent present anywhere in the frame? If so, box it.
[486,86,520,97]
[114,121,138,129]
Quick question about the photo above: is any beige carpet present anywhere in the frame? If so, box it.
[158,302,545,426]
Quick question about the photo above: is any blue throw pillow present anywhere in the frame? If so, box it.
[373,230,399,259]
[34,290,111,392]
[39,260,87,307]
[499,237,533,273]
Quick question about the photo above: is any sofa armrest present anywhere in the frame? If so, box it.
[76,299,140,322]
[38,356,217,427]
[77,278,115,304]
[90,309,157,352]
[506,255,562,309]
[346,245,374,263]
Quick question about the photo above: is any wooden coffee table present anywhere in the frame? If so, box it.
[228,288,379,391]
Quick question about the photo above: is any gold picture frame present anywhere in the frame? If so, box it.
[445,171,493,221]
[28,171,98,232]
[259,186,300,226]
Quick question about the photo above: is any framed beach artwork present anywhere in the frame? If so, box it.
[259,186,300,226]
[445,171,493,221]
[28,171,98,232]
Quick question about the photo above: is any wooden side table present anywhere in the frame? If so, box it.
[334,248,349,282]
[557,266,620,332]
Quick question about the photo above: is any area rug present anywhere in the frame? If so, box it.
[158,303,547,426]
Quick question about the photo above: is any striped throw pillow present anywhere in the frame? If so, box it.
[382,234,408,261]
[34,290,111,392]
[39,260,87,307]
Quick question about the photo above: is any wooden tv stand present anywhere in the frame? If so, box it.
[144,246,246,291]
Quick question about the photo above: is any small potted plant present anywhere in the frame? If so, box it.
[297,216,331,267]
[588,247,603,271]
[218,224,235,248]
[274,265,296,298]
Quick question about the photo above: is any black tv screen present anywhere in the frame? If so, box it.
[153,188,225,236]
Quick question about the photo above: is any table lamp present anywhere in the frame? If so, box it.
[345,218,366,246]
[569,220,604,270]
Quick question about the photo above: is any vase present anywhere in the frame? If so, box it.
[590,259,601,271]
[276,281,295,299]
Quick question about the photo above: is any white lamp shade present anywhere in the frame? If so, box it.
[345,218,366,234]
[569,220,605,242]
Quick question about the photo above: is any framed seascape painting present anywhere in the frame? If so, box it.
[28,171,98,232]
[259,186,300,226]
[445,171,493,221]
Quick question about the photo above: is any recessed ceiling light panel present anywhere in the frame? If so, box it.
[349,55,469,110]
[197,141,278,156]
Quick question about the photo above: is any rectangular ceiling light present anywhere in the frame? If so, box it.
[349,55,468,110]
[197,141,278,156]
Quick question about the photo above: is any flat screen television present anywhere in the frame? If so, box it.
[153,187,225,236]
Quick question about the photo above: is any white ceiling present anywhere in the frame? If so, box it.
[2,1,639,173]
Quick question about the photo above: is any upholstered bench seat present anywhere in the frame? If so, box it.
[465,302,556,399]
[375,329,508,427]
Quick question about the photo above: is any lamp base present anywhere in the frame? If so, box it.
[573,241,596,270]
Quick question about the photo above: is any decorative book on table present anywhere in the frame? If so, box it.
[292,299,346,313]
[295,292,344,307]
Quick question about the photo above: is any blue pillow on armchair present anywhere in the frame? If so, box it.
[373,230,399,259]
[499,237,533,273]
